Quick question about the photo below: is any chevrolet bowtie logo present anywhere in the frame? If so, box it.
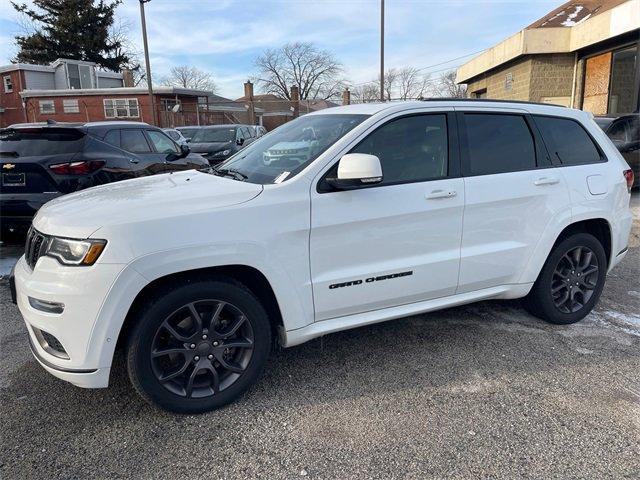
[2,163,16,170]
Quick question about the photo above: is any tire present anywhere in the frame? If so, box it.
[126,277,271,413]
[523,233,607,325]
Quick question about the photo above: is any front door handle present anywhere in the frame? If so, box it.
[426,189,457,200]
[129,157,139,164]
[534,176,559,186]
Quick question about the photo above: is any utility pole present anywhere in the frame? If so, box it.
[139,0,157,125]
[380,0,385,102]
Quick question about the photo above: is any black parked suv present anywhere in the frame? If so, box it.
[188,124,257,165]
[0,121,209,234]
[603,114,639,188]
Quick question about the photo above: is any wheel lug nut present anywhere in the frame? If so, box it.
[190,343,196,349]
[194,356,200,361]
[202,334,208,340]
[213,341,219,347]
[208,354,213,360]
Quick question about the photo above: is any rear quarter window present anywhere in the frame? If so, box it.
[533,115,602,165]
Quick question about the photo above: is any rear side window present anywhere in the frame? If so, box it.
[121,129,151,153]
[462,114,536,176]
[0,128,85,156]
[534,116,602,165]
[102,129,120,147]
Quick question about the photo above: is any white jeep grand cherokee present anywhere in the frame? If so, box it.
[11,100,634,413]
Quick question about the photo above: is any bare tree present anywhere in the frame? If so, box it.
[161,66,217,93]
[433,70,466,98]
[254,42,344,100]
[397,67,430,100]
[108,17,146,86]
[351,82,380,103]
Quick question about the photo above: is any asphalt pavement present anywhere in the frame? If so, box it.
[0,194,638,479]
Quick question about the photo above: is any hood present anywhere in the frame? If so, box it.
[188,141,233,154]
[33,170,263,238]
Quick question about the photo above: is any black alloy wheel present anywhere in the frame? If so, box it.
[151,300,254,398]
[523,232,607,325]
[550,246,599,314]
[127,278,271,413]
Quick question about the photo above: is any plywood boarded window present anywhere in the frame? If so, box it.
[582,52,611,115]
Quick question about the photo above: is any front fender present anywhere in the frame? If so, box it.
[87,242,313,371]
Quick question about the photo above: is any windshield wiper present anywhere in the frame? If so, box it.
[213,167,248,181]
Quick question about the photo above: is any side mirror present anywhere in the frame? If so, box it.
[236,137,245,146]
[180,144,191,157]
[186,138,191,143]
[326,153,383,190]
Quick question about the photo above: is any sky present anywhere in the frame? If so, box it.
[0,0,562,99]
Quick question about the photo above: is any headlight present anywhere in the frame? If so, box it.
[213,149,231,157]
[46,237,107,266]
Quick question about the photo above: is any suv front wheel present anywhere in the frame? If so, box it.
[126,278,271,413]
[523,233,607,325]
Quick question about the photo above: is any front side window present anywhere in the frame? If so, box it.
[534,115,602,165]
[349,114,448,185]
[39,100,55,114]
[218,114,367,184]
[462,113,536,176]
[147,130,179,154]
[121,129,151,153]
[104,98,139,118]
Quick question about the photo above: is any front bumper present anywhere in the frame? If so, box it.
[13,254,129,388]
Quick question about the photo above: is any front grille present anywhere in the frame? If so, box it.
[34,328,69,359]
[25,227,48,269]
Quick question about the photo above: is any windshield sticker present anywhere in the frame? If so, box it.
[274,171,290,184]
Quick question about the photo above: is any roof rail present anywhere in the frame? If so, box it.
[418,98,567,108]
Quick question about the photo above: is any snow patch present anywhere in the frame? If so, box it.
[561,6,584,26]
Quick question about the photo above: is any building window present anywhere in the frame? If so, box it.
[472,88,487,99]
[39,100,55,114]
[504,73,513,91]
[67,63,93,89]
[104,98,140,118]
[608,46,638,115]
[161,98,181,112]
[63,99,80,113]
[3,75,13,93]
[582,52,612,115]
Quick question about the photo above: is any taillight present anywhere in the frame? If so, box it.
[49,160,105,175]
[623,169,634,192]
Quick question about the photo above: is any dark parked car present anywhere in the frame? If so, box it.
[0,121,209,234]
[603,114,639,187]
[176,126,201,141]
[188,124,257,165]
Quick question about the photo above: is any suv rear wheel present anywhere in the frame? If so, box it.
[523,233,607,325]
[126,278,271,413]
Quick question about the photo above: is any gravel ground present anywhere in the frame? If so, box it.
[0,194,638,479]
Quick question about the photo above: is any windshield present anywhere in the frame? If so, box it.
[177,127,199,139]
[216,114,368,184]
[191,127,235,143]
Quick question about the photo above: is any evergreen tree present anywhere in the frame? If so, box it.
[12,0,129,71]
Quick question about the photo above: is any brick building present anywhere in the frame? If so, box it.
[456,0,639,116]
[0,57,213,128]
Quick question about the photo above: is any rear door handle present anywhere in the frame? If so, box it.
[534,176,559,186]
[426,189,457,200]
